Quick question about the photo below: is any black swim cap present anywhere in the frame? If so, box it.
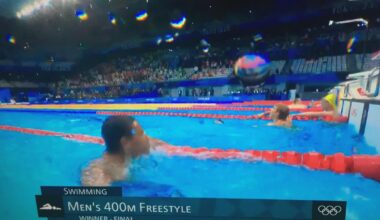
[101,116,136,154]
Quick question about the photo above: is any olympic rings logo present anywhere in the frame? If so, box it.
[318,205,342,216]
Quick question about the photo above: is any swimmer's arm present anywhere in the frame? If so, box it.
[256,111,270,118]
[148,137,170,149]
[288,104,307,109]
[295,111,335,117]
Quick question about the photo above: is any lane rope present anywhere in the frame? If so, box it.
[157,106,323,112]
[0,125,378,182]
[236,100,317,106]
[96,111,348,122]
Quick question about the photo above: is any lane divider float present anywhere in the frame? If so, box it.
[0,125,378,182]
[157,106,323,112]
[96,111,348,122]
[237,100,318,106]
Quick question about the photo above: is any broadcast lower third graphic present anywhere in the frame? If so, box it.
[36,195,64,218]
[312,201,346,220]
[318,205,342,216]
[36,186,348,219]
[40,203,62,211]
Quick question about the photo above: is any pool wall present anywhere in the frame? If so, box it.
[340,99,380,151]
[28,95,267,104]
[0,103,210,111]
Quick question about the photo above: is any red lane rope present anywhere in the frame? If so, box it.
[0,125,378,182]
[157,106,323,112]
[0,125,105,145]
[158,106,272,111]
[97,111,257,120]
[237,100,318,106]
[96,111,348,122]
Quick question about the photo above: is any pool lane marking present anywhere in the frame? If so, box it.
[0,125,104,145]
[157,106,323,112]
[0,101,317,110]
[0,125,379,182]
[240,101,317,106]
[0,103,214,111]
[96,111,347,122]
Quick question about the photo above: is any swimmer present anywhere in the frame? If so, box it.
[295,93,341,119]
[81,116,168,186]
[214,119,224,124]
[258,104,292,128]
[288,94,307,109]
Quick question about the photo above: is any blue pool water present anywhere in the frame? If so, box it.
[0,111,379,220]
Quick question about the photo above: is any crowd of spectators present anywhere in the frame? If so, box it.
[56,53,233,89]
[52,49,236,99]
[225,86,288,99]
[55,23,380,88]
[7,21,379,101]
[189,60,233,80]
[55,86,160,100]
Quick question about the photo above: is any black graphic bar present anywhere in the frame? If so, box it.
[41,186,122,196]
[36,187,346,220]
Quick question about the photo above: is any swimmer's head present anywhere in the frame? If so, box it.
[270,104,290,121]
[321,93,337,111]
[101,116,150,158]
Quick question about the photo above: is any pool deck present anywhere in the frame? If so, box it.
[0,103,217,111]
[0,101,312,111]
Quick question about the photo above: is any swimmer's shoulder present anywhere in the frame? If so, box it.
[268,121,293,128]
[81,159,112,186]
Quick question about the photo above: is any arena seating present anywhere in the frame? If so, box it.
[356,54,380,71]
[290,55,348,74]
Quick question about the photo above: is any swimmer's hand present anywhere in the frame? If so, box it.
[257,113,265,118]
[257,111,270,119]
[148,137,169,149]
[214,119,224,124]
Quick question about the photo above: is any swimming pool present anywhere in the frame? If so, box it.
[0,110,379,220]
